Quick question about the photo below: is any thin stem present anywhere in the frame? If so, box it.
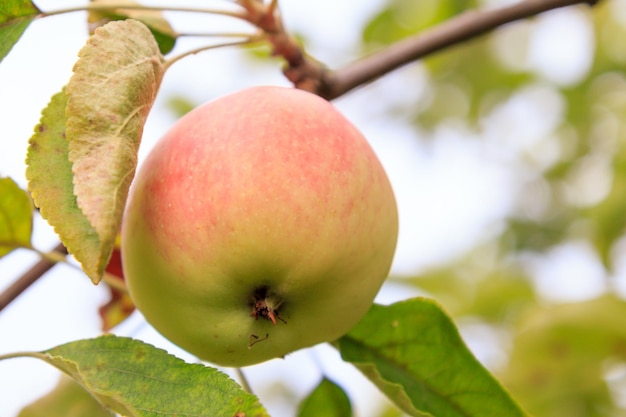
[40,4,247,21]
[31,247,71,265]
[176,32,258,39]
[0,242,67,312]
[1,226,135,309]
[0,241,129,313]
[33,249,128,293]
[235,368,253,394]
[37,247,127,291]
[0,351,46,362]
[164,35,264,70]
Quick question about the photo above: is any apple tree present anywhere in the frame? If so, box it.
[1,0,625,416]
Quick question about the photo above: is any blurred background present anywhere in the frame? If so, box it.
[2,0,626,416]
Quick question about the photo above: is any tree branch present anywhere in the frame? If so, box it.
[268,0,599,99]
[320,0,598,99]
[0,242,67,312]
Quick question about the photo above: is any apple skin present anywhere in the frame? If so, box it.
[121,86,398,367]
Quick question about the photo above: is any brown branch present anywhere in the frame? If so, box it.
[320,0,598,99]
[0,242,67,312]
[256,0,599,100]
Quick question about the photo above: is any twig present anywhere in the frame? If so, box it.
[0,242,67,312]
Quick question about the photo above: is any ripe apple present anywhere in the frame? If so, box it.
[121,86,398,367]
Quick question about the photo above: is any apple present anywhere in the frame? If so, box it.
[121,86,398,367]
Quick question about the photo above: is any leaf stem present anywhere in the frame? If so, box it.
[31,247,71,265]
[163,35,264,71]
[0,351,46,362]
[32,248,128,293]
[39,4,248,21]
[176,32,258,39]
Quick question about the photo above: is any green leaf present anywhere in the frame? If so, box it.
[502,216,572,254]
[502,295,626,417]
[18,375,113,417]
[0,0,40,63]
[31,335,269,417]
[0,177,33,257]
[297,378,352,417]
[65,19,164,283]
[338,298,529,417]
[26,90,103,275]
[88,0,177,54]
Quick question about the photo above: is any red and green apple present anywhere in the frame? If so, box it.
[121,86,398,367]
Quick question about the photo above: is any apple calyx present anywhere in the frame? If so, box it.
[249,286,286,326]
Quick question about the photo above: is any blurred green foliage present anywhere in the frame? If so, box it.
[362,0,626,415]
[504,295,626,417]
